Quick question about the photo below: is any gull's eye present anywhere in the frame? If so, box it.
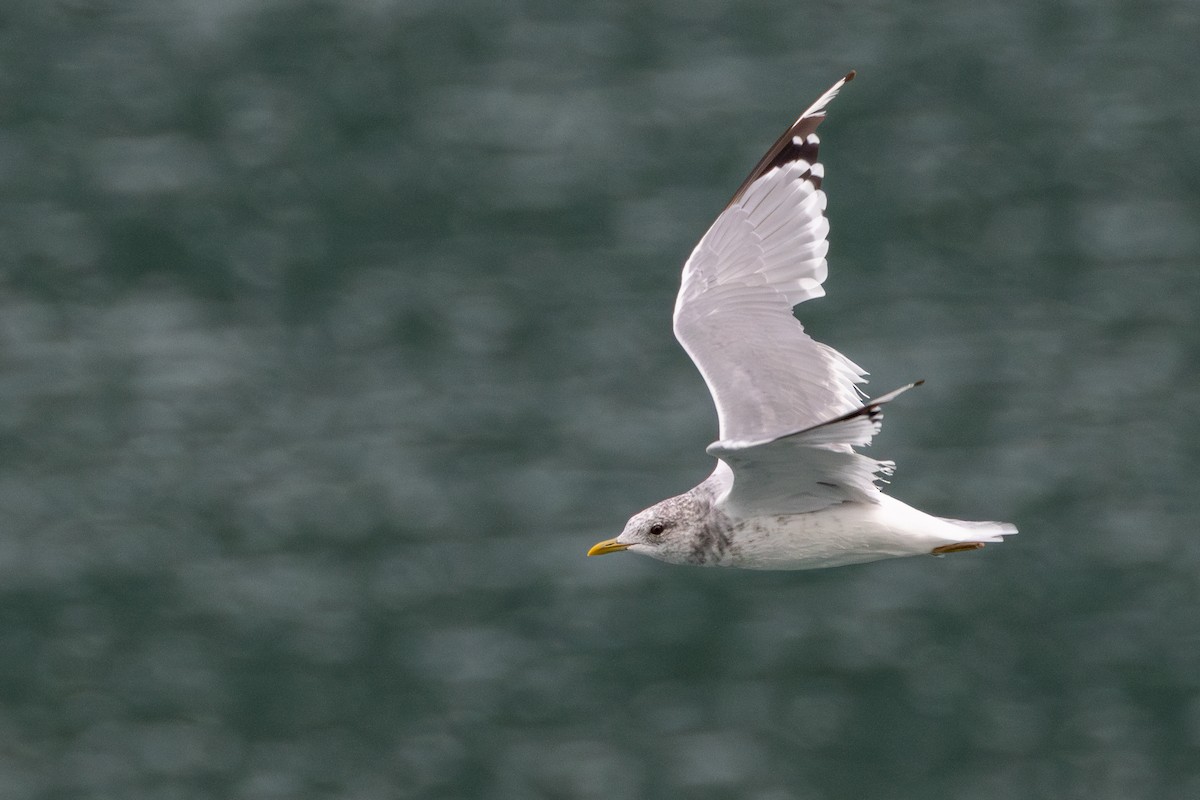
[649,523,665,536]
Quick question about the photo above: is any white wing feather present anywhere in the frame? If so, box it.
[707,383,921,515]
[671,72,913,514]
[672,72,864,445]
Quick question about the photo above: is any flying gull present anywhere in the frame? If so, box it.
[588,71,1017,569]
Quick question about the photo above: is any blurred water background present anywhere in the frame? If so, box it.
[1,1,1199,798]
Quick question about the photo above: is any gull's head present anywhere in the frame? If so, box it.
[587,491,721,566]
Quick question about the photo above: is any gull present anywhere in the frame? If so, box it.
[588,71,1016,570]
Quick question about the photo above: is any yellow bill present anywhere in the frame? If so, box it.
[586,538,630,557]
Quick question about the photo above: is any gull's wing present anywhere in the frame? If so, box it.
[672,71,863,446]
[672,72,913,515]
[708,382,920,515]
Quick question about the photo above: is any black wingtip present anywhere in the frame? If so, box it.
[913,378,925,388]
[722,72,856,210]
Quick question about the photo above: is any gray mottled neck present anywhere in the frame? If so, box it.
[684,477,735,566]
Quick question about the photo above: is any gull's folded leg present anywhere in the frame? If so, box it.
[930,542,986,555]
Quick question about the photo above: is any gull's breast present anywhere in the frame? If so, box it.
[720,497,949,570]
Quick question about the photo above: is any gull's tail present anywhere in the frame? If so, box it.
[935,516,1018,543]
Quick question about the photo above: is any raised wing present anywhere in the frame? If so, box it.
[672,71,863,446]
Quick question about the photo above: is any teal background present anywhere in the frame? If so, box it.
[2,1,1199,798]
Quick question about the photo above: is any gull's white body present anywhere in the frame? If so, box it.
[724,500,994,570]
[588,72,1016,570]
[713,471,1010,570]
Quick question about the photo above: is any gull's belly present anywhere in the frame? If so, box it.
[721,496,949,570]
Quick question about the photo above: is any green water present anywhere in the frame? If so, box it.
[2,2,1198,798]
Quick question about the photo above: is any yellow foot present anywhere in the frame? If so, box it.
[931,541,986,555]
